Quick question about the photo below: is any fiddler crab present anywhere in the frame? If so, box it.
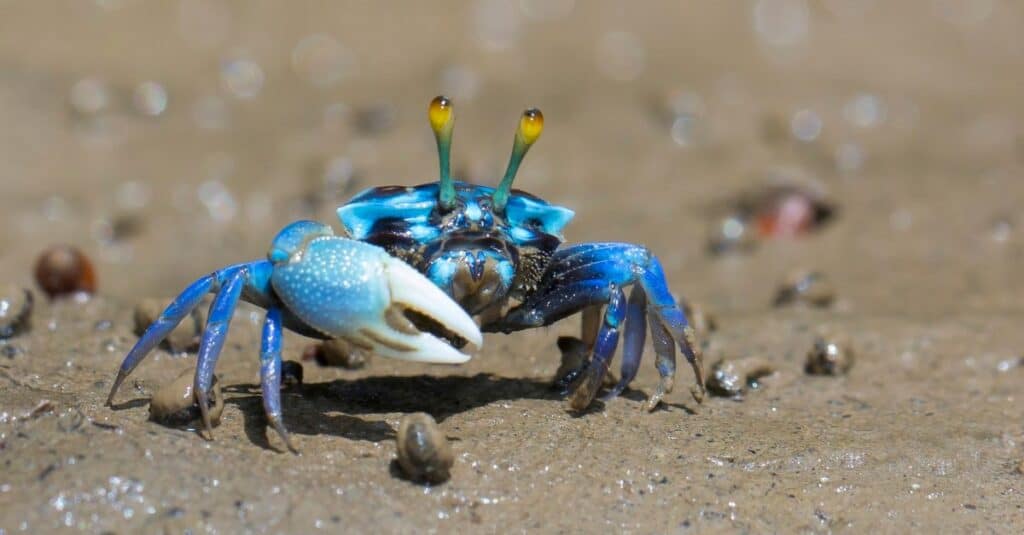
[107,96,705,452]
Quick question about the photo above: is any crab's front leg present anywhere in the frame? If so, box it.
[485,242,704,411]
[106,261,272,410]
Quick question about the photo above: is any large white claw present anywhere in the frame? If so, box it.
[378,255,482,364]
[270,235,482,365]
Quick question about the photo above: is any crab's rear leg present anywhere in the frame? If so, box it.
[552,284,647,401]
[564,282,626,409]
[487,242,704,410]
[603,285,648,401]
[639,255,705,407]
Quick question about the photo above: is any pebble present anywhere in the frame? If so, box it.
[0,285,33,339]
[805,335,854,376]
[33,245,97,298]
[149,368,224,427]
[396,413,453,484]
[773,270,835,307]
[133,298,205,353]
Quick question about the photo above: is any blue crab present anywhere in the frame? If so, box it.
[107,96,705,452]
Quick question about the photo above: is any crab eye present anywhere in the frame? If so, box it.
[428,96,457,210]
[493,107,545,213]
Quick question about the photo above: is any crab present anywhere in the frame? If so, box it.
[106,96,705,452]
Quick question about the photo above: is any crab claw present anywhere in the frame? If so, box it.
[373,255,483,363]
[269,228,481,364]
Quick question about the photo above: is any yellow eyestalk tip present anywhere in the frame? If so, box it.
[517,108,544,146]
[429,95,454,135]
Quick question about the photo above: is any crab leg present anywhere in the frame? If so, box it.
[639,255,704,407]
[566,282,625,410]
[602,285,647,401]
[258,307,296,452]
[106,261,275,407]
[646,308,678,411]
[485,242,704,410]
[193,266,247,438]
[105,274,214,405]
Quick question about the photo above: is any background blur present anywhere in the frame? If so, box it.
[2,0,1021,313]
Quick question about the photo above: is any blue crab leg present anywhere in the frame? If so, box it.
[106,261,277,406]
[486,242,704,410]
[194,266,247,439]
[647,309,677,411]
[602,285,647,401]
[567,283,625,410]
[105,274,214,406]
[259,307,297,453]
[639,257,704,407]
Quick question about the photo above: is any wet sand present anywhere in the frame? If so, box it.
[1,2,1023,532]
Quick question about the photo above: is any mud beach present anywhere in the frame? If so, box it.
[1,2,1023,532]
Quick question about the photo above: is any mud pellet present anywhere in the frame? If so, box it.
[774,270,835,307]
[133,298,204,353]
[707,358,776,398]
[681,299,717,338]
[149,369,223,427]
[307,339,368,369]
[805,336,854,376]
[396,413,453,484]
[281,360,303,388]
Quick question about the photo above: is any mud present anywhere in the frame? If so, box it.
[1,2,1023,533]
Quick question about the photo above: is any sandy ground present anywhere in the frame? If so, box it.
[1,1,1023,532]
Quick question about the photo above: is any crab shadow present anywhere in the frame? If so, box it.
[223,373,580,451]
